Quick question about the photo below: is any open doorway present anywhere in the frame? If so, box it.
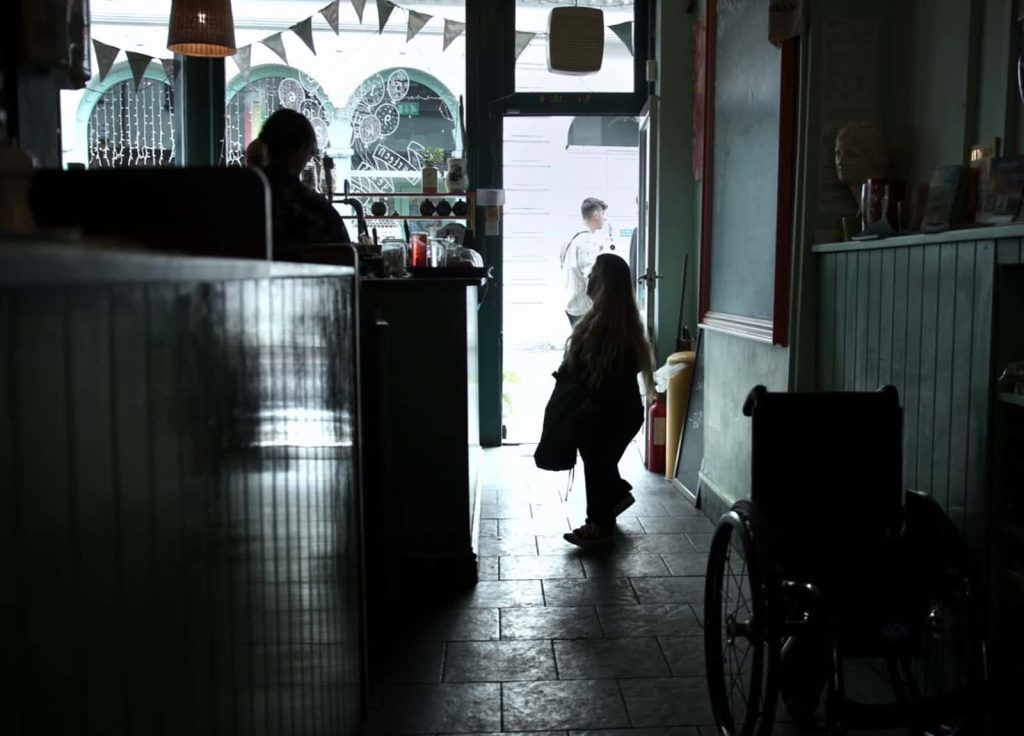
[501,115,640,444]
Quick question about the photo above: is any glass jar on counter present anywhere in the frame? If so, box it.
[381,238,407,277]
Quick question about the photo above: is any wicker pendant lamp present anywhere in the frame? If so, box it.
[167,0,237,57]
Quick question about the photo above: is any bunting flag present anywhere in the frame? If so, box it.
[443,19,465,51]
[233,45,253,80]
[93,39,120,83]
[406,10,432,42]
[89,1,637,91]
[377,0,395,34]
[321,0,341,34]
[161,58,179,85]
[352,0,366,23]
[262,33,289,64]
[292,17,317,54]
[609,21,634,55]
[514,31,537,60]
[125,51,153,91]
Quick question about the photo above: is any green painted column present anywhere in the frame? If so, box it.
[174,56,226,167]
[466,0,515,447]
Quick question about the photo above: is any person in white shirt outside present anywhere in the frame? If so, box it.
[560,197,623,327]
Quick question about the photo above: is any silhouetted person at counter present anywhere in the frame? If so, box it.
[255,109,349,258]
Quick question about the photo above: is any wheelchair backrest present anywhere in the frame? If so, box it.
[745,386,904,570]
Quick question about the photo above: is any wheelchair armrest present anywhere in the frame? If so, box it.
[743,385,768,416]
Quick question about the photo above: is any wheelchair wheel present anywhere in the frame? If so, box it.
[704,500,780,736]
[895,582,988,735]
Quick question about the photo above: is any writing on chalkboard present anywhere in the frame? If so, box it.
[674,330,705,501]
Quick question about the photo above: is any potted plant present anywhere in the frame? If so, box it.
[421,146,446,194]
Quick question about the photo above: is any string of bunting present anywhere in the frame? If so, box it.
[91,0,634,90]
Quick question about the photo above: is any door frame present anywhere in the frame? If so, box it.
[637,95,659,348]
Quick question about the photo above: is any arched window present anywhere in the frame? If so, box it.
[81,65,176,168]
[225,66,335,168]
[345,68,460,194]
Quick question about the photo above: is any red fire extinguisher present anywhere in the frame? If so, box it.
[646,393,666,474]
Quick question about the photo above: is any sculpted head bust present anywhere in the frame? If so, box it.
[834,120,888,203]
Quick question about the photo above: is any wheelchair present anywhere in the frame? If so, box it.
[703,386,989,735]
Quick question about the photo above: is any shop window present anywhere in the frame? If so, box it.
[345,69,460,195]
[515,0,635,93]
[80,71,176,168]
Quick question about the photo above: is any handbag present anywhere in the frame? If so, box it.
[534,365,587,471]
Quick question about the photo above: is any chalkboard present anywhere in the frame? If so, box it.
[698,0,796,344]
[673,330,705,500]
[709,0,780,319]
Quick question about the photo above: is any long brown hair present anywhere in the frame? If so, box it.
[566,253,654,397]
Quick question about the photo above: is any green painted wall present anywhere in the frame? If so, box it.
[653,0,698,363]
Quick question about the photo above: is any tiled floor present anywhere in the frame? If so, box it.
[361,443,896,735]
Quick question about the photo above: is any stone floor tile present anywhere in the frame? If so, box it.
[616,534,704,555]
[537,533,584,555]
[478,518,499,538]
[543,578,638,607]
[613,516,648,535]
[684,533,713,553]
[501,606,602,640]
[449,580,545,608]
[660,553,709,576]
[630,577,705,605]
[445,640,556,682]
[363,682,501,734]
[580,551,671,578]
[411,607,500,641]
[638,516,715,534]
[597,603,703,638]
[501,516,573,536]
[478,556,499,581]
[478,534,539,557]
[501,554,586,580]
[619,676,713,726]
[503,679,630,731]
[657,636,706,677]
[658,498,707,518]
[381,640,445,683]
[554,637,670,679]
[480,501,534,519]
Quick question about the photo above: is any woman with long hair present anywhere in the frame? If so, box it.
[561,252,654,547]
[254,108,350,257]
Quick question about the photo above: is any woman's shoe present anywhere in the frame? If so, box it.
[609,492,635,518]
[564,522,614,548]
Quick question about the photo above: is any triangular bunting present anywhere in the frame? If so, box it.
[352,0,366,23]
[406,10,432,42]
[609,21,634,55]
[125,51,152,91]
[321,0,341,34]
[443,19,465,51]
[92,39,120,83]
[160,58,179,85]
[233,45,252,80]
[514,31,537,60]
[292,17,316,55]
[261,33,289,64]
[376,0,395,34]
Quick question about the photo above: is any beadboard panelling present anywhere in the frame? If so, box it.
[818,235,1023,549]
[0,254,361,736]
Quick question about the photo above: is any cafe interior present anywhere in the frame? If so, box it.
[3,0,1024,733]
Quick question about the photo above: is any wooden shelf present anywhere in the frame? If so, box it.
[337,215,470,221]
[332,192,473,200]
[999,392,1024,408]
